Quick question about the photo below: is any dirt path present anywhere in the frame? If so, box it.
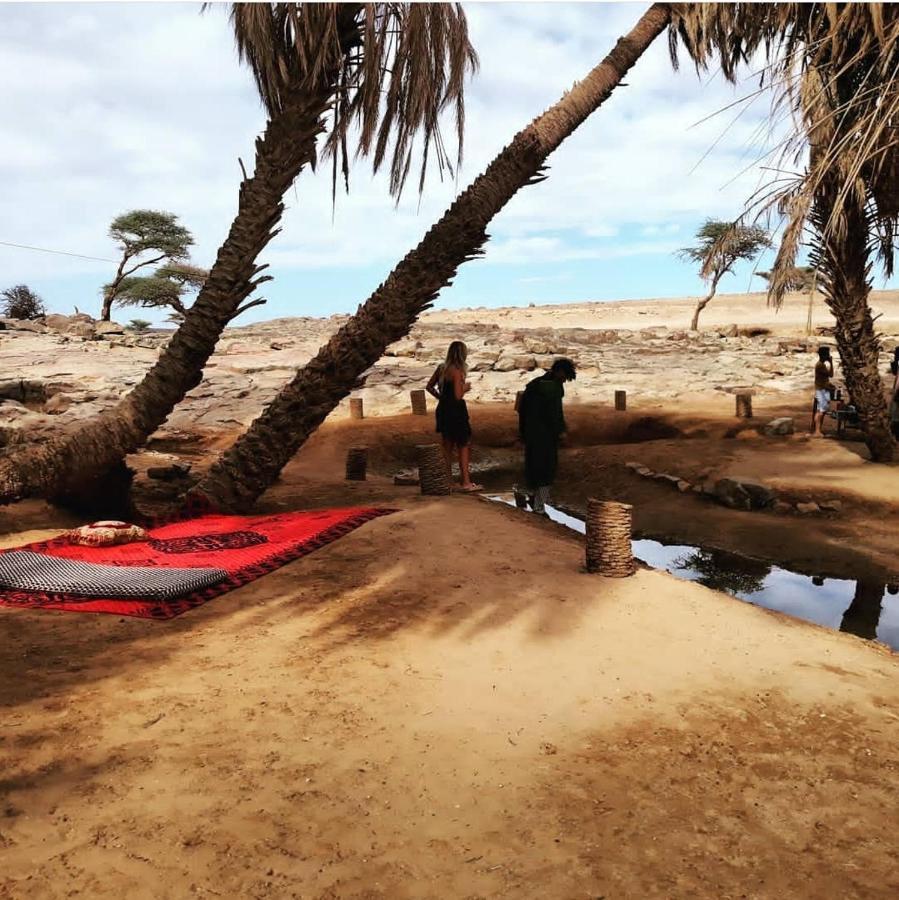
[2,449,898,897]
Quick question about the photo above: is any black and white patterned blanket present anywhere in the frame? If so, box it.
[0,551,228,601]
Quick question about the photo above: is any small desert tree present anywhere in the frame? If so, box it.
[1,284,45,320]
[128,319,151,333]
[102,211,193,321]
[678,219,771,330]
[758,265,818,333]
[112,263,211,324]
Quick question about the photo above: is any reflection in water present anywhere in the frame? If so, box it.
[674,549,771,596]
[484,494,899,652]
[840,580,885,641]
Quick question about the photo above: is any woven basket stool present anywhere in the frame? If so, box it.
[410,389,428,416]
[417,443,451,496]
[345,447,368,481]
[735,393,753,418]
[614,390,627,411]
[349,398,364,420]
[585,499,635,577]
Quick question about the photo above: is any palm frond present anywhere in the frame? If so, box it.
[226,3,478,197]
[669,3,899,291]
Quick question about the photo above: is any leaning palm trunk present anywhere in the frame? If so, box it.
[0,3,476,509]
[0,85,334,507]
[812,190,894,461]
[194,3,671,511]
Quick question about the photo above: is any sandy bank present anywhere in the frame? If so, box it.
[2,456,898,897]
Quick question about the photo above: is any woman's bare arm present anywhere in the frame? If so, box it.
[426,366,442,400]
[447,367,466,401]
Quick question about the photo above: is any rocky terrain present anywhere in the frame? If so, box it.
[4,291,899,450]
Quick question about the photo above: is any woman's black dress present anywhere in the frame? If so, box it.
[435,372,472,447]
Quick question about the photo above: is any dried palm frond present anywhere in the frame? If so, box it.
[227,3,478,197]
[669,3,899,301]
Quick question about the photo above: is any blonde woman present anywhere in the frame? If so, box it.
[426,340,482,491]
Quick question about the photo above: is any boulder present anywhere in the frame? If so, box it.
[796,501,820,515]
[147,463,193,481]
[66,321,96,339]
[714,476,776,511]
[764,417,794,436]
[45,314,76,332]
[44,394,72,415]
[0,317,47,333]
[95,320,125,335]
[385,339,420,358]
[819,499,843,512]
[492,355,519,372]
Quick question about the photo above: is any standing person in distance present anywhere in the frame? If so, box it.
[812,345,835,437]
[889,347,899,438]
[518,358,577,514]
[426,340,482,492]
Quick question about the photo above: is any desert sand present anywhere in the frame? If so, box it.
[2,291,899,898]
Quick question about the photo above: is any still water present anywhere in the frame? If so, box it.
[487,495,899,651]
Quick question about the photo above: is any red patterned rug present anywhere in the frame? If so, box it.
[0,507,393,619]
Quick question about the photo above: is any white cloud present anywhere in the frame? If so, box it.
[0,2,791,314]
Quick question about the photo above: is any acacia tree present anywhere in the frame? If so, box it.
[0,3,476,510]
[191,3,673,511]
[670,2,898,461]
[1,284,45,320]
[677,219,771,330]
[101,211,193,321]
[113,263,211,323]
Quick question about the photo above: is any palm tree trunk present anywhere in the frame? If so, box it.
[0,82,341,509]
[840,579,884,641]
[815,191,895,462]
[194,3,672,512]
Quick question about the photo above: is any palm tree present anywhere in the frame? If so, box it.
[0,3,477,508]
[677,219,771,331]
[669,3,898,461]
[192,3,673,511]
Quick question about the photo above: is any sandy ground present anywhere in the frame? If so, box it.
[2,416,899,899]
[427,288,899,335]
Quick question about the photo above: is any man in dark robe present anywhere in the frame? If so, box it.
[518,358,577,514]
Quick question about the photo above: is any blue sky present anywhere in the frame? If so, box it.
[1,2,876,324]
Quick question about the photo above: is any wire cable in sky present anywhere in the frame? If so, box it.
[0,240,115,263]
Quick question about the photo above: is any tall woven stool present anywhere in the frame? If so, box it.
[614,390,627,411]
[735,393,753,418]
[417,444,451,496]
[345,447,368,481]
[349,398,364,420]
[514,391,524,412]
[410,389,427,416]
[585,499,635,577]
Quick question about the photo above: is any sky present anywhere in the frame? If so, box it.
[0,1,876,324]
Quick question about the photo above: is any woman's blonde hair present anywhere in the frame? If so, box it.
[444,340,468,375]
